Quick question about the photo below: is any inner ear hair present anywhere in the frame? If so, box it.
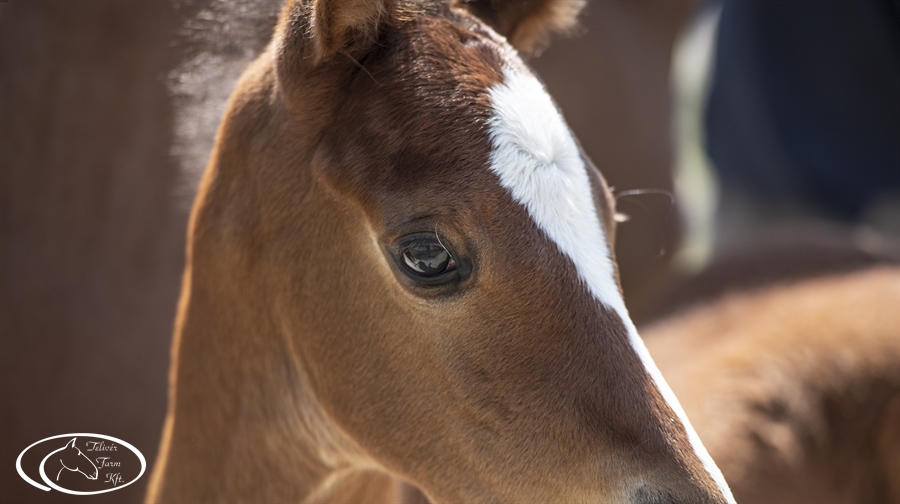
[307,0,396,63]
[460,0,585,56]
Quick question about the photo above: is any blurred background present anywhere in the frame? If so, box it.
[2,1,897,502]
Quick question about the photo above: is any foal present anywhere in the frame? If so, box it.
[147,1,734,502]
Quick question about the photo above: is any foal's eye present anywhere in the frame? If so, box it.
[401,241,457,277]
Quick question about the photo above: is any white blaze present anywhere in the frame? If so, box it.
[486,67,735,503]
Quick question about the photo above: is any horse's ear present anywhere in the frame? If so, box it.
[460,0,585,56]
[65,438,76,448]
[282,0,396,65]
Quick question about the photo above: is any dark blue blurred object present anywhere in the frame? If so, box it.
[706,0,900,219]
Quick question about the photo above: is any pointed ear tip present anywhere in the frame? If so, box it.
[538,0,587,35]
[473,0,587,55]
[513,16,584,55]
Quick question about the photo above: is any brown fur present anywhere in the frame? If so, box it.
[644,266,900,503]
[147,1,728,502]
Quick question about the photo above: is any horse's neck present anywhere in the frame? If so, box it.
[148,260,382,502]
[57,461,74,481]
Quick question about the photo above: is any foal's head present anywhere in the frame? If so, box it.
[173,0,734,502]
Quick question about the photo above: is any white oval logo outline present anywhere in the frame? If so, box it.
[16,433,146,495]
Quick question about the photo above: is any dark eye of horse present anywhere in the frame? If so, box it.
[401,241,457,277]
